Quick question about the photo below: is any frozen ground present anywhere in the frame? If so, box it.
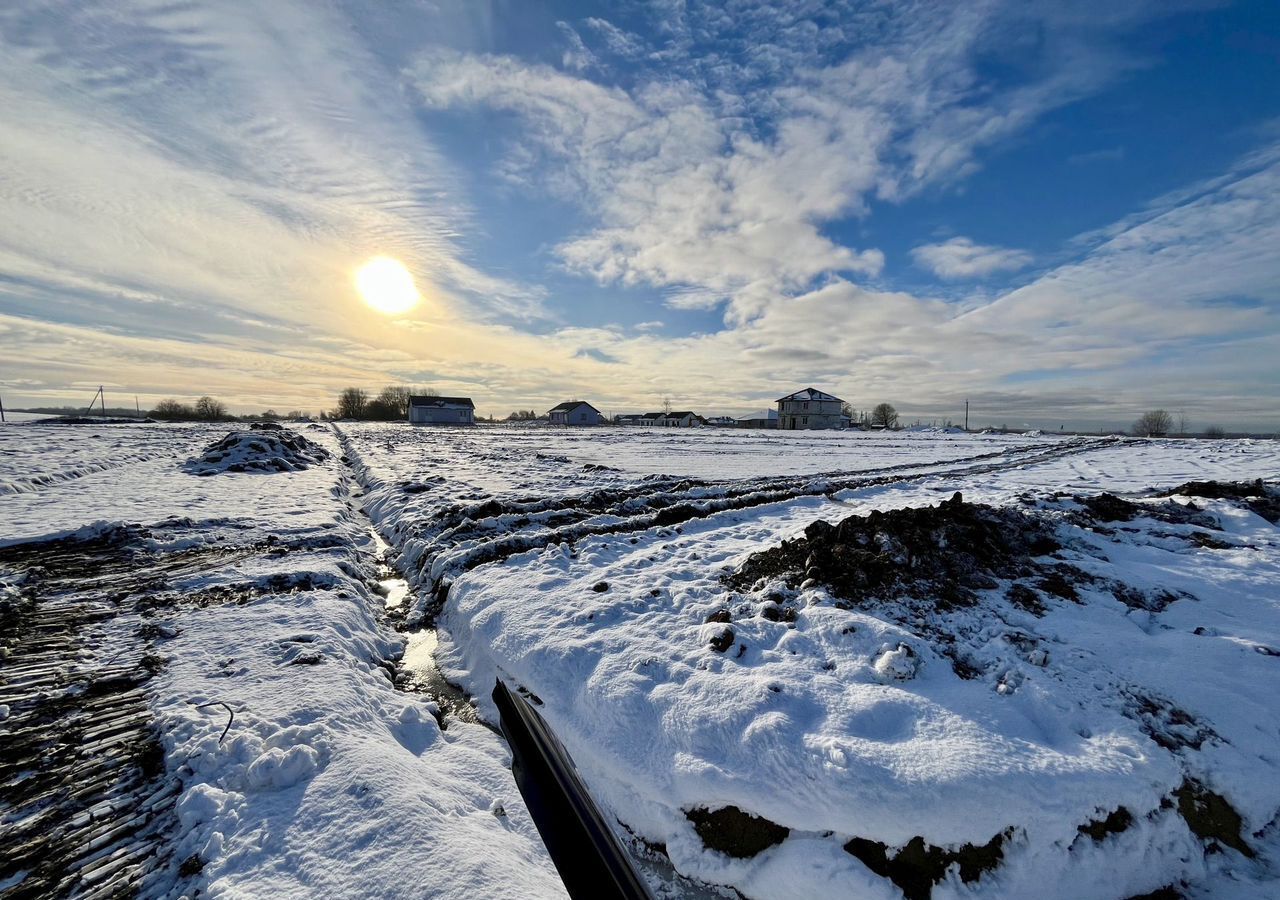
[2,420,1278,899]
[345,423,1280,900]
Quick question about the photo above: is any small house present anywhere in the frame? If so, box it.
[736,409,779,429]
[661,411,702,427]
[548,401,604,426]
[704,415,737,427]
[408,395,475,425]
[777,388,844,430]
[615,414,645,426]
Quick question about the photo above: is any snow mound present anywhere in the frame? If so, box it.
[185,425,329,475]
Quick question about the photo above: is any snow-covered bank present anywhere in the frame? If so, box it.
[0,422,566,899]
[341,424,1280,899]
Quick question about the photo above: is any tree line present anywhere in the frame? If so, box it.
[148,396,309,422]
[328,386,424,421]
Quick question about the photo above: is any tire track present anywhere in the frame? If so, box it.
[337,427,1120,625]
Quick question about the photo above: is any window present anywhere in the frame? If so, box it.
[802,416,808,425]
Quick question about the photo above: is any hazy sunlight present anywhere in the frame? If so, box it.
[355,256,419,315]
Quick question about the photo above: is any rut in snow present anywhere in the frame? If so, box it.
[0,528,182,899]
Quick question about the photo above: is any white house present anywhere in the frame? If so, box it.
[661,411,702,427]
[777,387,845,430]
[736,409,779,429]
[408,395,475,425]
[548,401,604,426]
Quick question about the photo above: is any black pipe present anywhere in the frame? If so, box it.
[492,680,654,900]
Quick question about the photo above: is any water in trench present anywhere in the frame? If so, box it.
[369,527,480,727]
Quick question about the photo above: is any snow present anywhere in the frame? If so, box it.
[341,423,1280,899]
[5,417,1280,899]
[0,420,565,899]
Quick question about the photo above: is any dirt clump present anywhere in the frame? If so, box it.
[1164,479,1280,524]
[1174,780,1254,858]
[725,492,1061,611]
[685,806,788,858]
[1078,806,1134,841]
[843,830,1008,900]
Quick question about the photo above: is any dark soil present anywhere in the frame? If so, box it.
[843,830,1008,900]
[1174,780,1254,858]
[1079,806,1134,841]
[685,806,789,858]
[1163,479,1280,524]
[724,492,1062,612]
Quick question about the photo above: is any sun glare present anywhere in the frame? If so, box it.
[355,256,420,315]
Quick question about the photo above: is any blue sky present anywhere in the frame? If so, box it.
[0,0,1278,429]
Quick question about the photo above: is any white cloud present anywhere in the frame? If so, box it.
[911,238,1034,279]
[408,1,1202,324]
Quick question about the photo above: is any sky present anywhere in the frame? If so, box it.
[0,0,1278,430]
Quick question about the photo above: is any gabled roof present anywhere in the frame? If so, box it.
[665,411,699,418]
[549,400,600,413]
[409,395,475,409]
[776,387,842,403]
[736,408,779,421]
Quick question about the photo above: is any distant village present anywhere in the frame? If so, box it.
[7,385,1234,439]
[410,388,892,430]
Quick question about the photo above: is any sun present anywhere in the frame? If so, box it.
[355,256,420,315]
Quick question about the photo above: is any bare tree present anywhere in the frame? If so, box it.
[661,396,672,416]
[1133,409,1173,437]
[871,402,899,429]
[194,396,227,421]
[333,387,368,420]
[1203,425,1226,439]
[151,399,194,421]
[378,385,413,417]
[1176,410,1189,436]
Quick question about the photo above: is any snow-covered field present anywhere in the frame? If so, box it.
[3,421,1279,899]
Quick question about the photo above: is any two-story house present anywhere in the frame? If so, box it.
[777,388,845,430]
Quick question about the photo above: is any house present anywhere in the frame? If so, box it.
[736,409,779,429]
[656,411,699,427]
[615,414,645,426]
[777,387,845,430]
[640,412,663,426]
[408,395,475,425]
[548,401,604,426]
[704,415,737,427]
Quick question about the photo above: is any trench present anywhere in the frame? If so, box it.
[367,525,481,728]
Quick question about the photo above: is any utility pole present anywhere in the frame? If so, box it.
[0,395,5,423]
[964,400,969,431]
[135,395,140,416]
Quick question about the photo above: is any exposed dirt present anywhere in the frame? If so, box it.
[842,830,1008,900]
[1078,806,1134,841]
[1163,479,1280,524]
[1175,780,1255,858]
[725,492,1063,612]
[685,806,789,858]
